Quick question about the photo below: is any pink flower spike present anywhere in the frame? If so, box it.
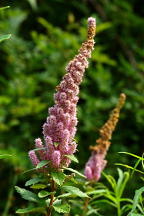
[29,150,40,167]
[29,17,96,170]
[84,152,107,181]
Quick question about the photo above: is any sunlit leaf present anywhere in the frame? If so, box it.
[51,172,66,186]
[53,203,70,213]
[15,186,40,203]
[0,34,11,43]
[65,154,79,163]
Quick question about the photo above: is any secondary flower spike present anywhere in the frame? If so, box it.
[29,17,96,169]
[84,93,126,181]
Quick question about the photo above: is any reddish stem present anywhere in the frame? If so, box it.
[47,179,55,216]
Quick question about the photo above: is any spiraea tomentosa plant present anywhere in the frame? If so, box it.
[15,17,96,216]
[29,17,96,170]
[84,93,126,181]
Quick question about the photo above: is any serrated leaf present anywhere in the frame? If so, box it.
[64,167,86,178]
[65,154,78,163]
[62,186,88,198]
[15,186,40,203]
[0,34,11,43]
[51,172,66,186]
[53,199,62,206]
[38,190,50,198]
[36,160,49,169]
[25,177,43,186]
[16,207,45,214]
[30,184,47,189]
[53,204,70,213]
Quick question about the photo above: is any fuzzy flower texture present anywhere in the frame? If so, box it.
[29,17,96,169]
[84,93,126,181]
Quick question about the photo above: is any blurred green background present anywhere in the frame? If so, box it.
[0,0,144,214]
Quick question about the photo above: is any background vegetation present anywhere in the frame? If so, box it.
[0,0,144,215]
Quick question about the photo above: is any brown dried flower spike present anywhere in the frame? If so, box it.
[84,93,126,181]
[90,93,126,155]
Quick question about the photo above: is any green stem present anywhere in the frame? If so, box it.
[2,173,18,216]
[117,199,121,216]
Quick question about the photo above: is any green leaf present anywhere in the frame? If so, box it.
[0,6,10,11]
[87,189,106,195]
[36,160,49,169]
[131,159,142,177]
[51,172,66,186]
[30,184,47,189]
[0,154,12,159]
[38,190,50,198]
[25,177,43,186]
[65,154,79,163]
[117,169,129,198]
[57,193,71,199]
[118,152,144,161]
[15,186,40,203]
[27,0,37,10]
[0,34,11,43]
[16,207,45,214]
[102,172,116,189]
[22,168,36,174]
[62,186,88,198]
[54,142,59,147]
[116,168,129,198]
[129,214,144,216]
[128,187,144,216]
[115,163,144,175]
[64,167,86,178]
[53,204,70,213]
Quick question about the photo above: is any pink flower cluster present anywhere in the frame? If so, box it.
[29,17,96,169]
[84,152,107,181]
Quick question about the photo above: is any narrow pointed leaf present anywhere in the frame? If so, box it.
[30,184,47,189]
[62,186,88,198]
[36,160,49,169]
[65,154,79,163]
[0,34,11,43]
[15,186,40,203]
[64,167,86,178]
[16,207,45,214]
[38,190,50,198]
[25,177,43,186]
[0,6,10,11]
[0,154,12,159]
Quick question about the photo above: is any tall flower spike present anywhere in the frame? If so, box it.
[29,17,96,170]
[84,93,126,181]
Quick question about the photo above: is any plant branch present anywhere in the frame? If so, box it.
[47,179,55,216]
